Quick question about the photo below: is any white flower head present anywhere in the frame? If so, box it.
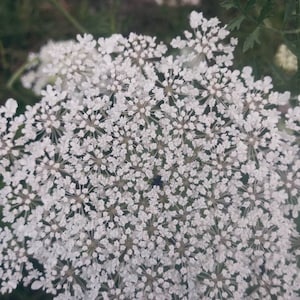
[3,98,18,118]
[190,11,202,29]
[1,11,300,300]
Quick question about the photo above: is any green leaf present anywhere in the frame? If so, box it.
[243,27,261,52]
[227,15,245,31]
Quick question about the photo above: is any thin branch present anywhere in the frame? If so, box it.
[48,0,87,34]
[7,58,39,89]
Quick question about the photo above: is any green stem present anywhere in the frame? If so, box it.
[109,0,120,34]
[282,28,300,34]
[262,23,300,35]
[48,0,87,34]
[7,58,39,89]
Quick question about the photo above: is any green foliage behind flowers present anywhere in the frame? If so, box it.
[220,0,300,96]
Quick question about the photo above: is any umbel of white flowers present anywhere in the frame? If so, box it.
[1,11,300,300]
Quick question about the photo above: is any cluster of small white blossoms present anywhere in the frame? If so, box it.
[21,40,77,95]
[1,11,300,300]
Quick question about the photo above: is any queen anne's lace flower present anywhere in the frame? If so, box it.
[1,11,300,300]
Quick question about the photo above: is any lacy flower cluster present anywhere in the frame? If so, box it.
[1,11,300,300]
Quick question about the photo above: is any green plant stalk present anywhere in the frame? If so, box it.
[109,0,120,34]
[263,24,300,35]
[7,58,39,89]
[48,0,87,34]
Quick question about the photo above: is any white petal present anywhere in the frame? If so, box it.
[31,281,43,290]
[5,98,18,117]
[190,11,201,29]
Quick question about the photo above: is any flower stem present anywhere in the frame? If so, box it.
[263,23,300,35]
[48,0,87,34]
[6,58,39,89]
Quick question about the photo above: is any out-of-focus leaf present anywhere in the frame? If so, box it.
[243,27,261,52]
[227,15,245,30]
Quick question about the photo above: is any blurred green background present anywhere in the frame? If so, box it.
[0,0,300,299]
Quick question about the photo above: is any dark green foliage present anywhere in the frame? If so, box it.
[242,26,260,52]
[220,0,300,95]
[227,14,245,31]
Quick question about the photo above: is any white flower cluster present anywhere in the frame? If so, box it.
[1,11,300,300]
[21,40,77,95]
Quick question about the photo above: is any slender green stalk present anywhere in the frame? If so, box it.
[48,0,87,34]
[262,23,300,35]
[7,58,39,89]
[109,0,120,34]
[282,28,300,34]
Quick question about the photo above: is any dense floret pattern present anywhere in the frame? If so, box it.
[1,11,300,300]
